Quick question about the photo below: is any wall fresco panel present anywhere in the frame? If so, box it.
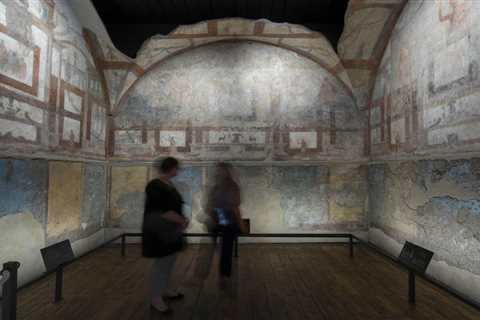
[109,166,147,228]
[47,161,83,238]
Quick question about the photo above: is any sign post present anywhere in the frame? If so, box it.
[1,261,20,320]
[40,239,75,303]
[398,241,434,304]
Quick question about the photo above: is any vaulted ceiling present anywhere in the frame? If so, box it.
[91,0,349,58]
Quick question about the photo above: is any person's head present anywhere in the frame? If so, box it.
[154,157,179,178]
[215,162,233,181]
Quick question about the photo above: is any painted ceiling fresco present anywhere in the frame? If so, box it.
[114,41,366,161]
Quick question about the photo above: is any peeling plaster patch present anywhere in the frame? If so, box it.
[369,159,480,298]
[0,212,45,286]
[417,196,480,274]
[329,165,367,223]
[272,166,329,229]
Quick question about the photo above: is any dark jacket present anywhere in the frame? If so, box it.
[210,178,241,228]
[142,179,185,258]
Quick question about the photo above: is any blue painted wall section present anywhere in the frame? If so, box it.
[81,163,106,234]
[172,166,203,220]
[272,166,329,228]
[369,158,480,276]
[0,159,48,224]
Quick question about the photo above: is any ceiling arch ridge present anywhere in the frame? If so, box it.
[111,40,367,161]
[114,38,360,117]
[337,0,408,111]
[114,18,354,112]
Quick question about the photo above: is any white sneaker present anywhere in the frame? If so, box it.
[151,297,170,313]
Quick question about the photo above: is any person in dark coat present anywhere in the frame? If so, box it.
[209,162,247,278]
[142,157,189,314]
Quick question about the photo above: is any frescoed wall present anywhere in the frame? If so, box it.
[0,159,106,285]
[112,18,353,111]
[337,0,407,156]
[113,41,365,162]
[107,164,368,235]
[2,1,479,305]
[0,0,110,159]
[369,0,480,159]
[365,0,480,304]
[338,0,406,110]
[0,0,114,286]
[368,159,480,303]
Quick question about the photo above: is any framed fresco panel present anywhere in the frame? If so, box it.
[0,1,6,26]
[157,127,191,153]
[0,31,40,96]
[289,131,318,149]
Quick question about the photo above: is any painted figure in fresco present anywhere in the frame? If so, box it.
[439,0,468,26]
[0,40,28,80]
[208,162,247,278]
[142,157,189,314]
[232,133,243,144]
[168,135,176,146]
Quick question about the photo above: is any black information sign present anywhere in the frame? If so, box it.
[40,239,75,273]
[398,241,434,274]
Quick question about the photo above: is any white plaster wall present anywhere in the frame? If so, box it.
[0,212,105,287]
[67,0,111,45]
[0,213,45,286]
[369,227,480,304]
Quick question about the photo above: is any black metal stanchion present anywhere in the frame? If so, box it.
[121,234,126,257]
[2,261,20,320]
[409,270,416,304]
[349,235,354,258]
[55,265,64,302]
[234,236,239,258]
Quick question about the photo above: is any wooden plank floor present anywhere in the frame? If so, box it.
[17,244,480,320]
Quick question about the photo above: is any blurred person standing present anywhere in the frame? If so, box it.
[142,157,189,314]
[209,162,247,277]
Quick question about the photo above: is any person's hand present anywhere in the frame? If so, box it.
[239,221,248,234]
[181,218,190,230]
